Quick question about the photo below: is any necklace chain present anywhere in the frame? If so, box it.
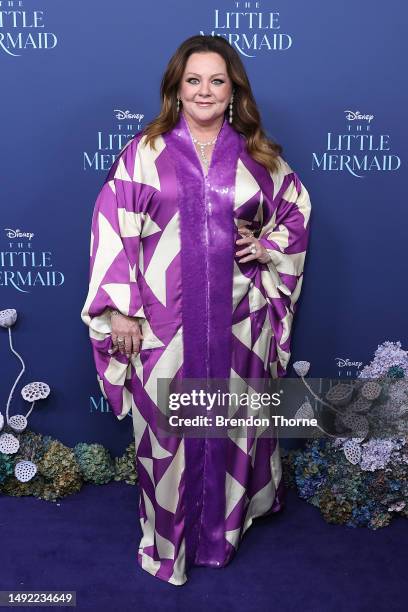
[191,134,217,168]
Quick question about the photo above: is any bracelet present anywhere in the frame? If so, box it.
[110,309,143,323]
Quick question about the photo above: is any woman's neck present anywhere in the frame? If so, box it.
[182,111,224,141]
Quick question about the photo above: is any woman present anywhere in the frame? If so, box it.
[81,34,311,585]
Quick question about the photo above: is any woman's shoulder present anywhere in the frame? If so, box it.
[269,155,307,189]
[120,130,168,160]
[117,130,147,156]
[238,133,295,179]
[113,131,158,171]
[113,131,165,190]
[269,154,295,177]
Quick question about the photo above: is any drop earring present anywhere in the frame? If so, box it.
[229,91,234,124]
[176,97,180,112]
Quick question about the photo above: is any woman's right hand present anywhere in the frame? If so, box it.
[108,310,144,358]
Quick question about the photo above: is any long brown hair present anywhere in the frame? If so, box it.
[142,35,283,173]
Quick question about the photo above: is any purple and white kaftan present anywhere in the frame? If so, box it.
[81,110,311,585]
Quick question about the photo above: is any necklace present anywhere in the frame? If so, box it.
[191,134,217,169]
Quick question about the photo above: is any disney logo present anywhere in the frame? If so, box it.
[114,110,145,121]
[5,228,34,240]
[344,110,374,123]
[335,358,363,369]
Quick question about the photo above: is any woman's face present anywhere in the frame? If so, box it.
[178,51,233,127]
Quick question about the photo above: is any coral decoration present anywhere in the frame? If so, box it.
[284,341,408,529]
[0,307,137,500]
[0,308,51,480]
[0,308,26,425]
[0,433,19,454]
[0,426,138,500]
[293,360,310,377]
[0,308,17,328]
[15,460,37,483]
[21,381,51,420]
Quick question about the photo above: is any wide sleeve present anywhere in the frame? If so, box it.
[257,159,312,376]
[80,137,146,420]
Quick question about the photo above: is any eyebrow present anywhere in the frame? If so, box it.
[185,72,226,77]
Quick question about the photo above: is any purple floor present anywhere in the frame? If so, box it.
[1,481,407,611]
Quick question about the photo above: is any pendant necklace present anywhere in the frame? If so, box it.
[191,134,217,170]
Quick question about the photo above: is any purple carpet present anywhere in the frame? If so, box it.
[1,482,407,611]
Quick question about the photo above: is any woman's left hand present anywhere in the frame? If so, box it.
[235,226,271,264]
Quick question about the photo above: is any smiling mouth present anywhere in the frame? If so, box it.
[196,102,213,106]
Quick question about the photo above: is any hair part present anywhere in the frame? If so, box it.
[141,35,283,174]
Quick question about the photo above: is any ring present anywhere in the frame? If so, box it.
[249,243,257,254]
[117,336,125,343]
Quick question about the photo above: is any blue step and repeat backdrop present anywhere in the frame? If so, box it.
[1,1,406,455]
